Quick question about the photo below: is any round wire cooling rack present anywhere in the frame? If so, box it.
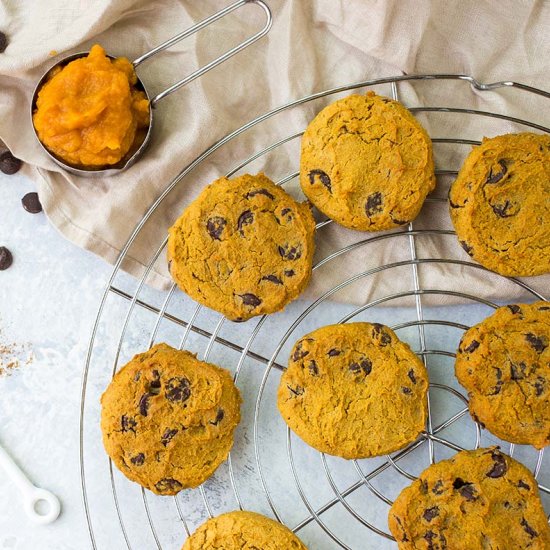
[81,74,550,549]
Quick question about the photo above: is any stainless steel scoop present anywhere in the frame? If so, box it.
[30,0,272,177]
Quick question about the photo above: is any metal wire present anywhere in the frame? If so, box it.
[80,74,550,549]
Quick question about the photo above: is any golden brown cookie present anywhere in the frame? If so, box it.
[277,322,429,459]
[455,301,550,449]
[299,92,435,231]
[389,447,550,549]
[181,510,308,550]
[100,343,241,495]
[449,132,550,276]
[167,173,316,321]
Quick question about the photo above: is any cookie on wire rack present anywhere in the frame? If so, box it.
[100,343,241,495]
[181,510,308,550]
[455,301,550,449]
[277,322,429,459]
[389,447,550,549]
[449,132,550,276]
[299,92,436,231]
[167,173,316,321]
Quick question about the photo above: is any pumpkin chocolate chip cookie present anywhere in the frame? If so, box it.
[389,447,550,549]
[277,322,428,459]
[449,132,550,276]
[167,173,316,321]
[181,510,308,550]
[300,92,435,231]
[455,301,550,448]
[100,343,241,495]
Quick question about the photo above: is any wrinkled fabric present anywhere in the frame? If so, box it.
[0,0,548,304]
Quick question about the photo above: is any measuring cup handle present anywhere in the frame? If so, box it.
[132,0,272,108]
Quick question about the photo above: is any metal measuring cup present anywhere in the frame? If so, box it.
[30,0,272,177]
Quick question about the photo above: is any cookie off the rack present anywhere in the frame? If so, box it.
[389,447,550,549]
[181,510,308,550]
[449,132,550,276]
[167,173,316,321]
[277,322,428,459]
[455,301,550,448]
[300,92,435,231]
[100,343,241,495]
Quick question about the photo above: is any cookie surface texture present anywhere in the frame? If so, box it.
[299,92,435,231]
[100,343,242,495]
[181,510,308,550]
[277,322,428,458]
[449,132,550,276]
[455,301,550,448]
[389,447,550,549]
[168,173,316,321]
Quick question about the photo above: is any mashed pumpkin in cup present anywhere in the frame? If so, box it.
[32,45,150,168]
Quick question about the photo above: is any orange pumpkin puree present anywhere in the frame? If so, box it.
[33,44,149,167]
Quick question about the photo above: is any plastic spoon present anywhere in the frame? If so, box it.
[0,441,61,524]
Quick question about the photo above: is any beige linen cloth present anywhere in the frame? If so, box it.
[0,0,549,305]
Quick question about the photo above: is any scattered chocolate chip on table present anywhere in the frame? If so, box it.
[21,192,43,214]
[0,151,22,175]
[0,247,13,270]
[0,32,7,53]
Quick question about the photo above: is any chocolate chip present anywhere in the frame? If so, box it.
[490,380,503,395]
[491,200,514,218]
[246,188,275,200]
[206,216,226,240]
[495,367,502,380]
[278,244,302,260]
[284,269,295,277]
[423,531,436,550]
[535,377,544,396]
[237,210,254,233]
[371,323,391,345]
[327,348,341,357]
[138,393,151,416]
[453,478,476,501]
[121,415,137,433]
[518,480,531,490]
[402,386,412,395]
[432,480,445,495]
[287,384,304,396]
[511,362,526,380]
[0,32,8,53]
[521,518,538,538]
[161,428,178,446]
[486,159,507,184]
[0,247,13,270]
[0,151,21,175]
[408,369,417,384]
[149,378,161,395]
[420,480,429,494]
[525,333,547,353]
[422,506,439,522]
[307,360,319,376]
[165,377,191,403]
[21,192,42,214]
[240,293,262,308]
[463,339,480,353]
[154,478,182,493]
[292,341,309,362]
[507,304,522,315]
[486,450,507,478]
[281,208,292,217]
[210,409,224,425]
[130,453,145,465]
[365,192,383,217]
[262,274,282,285]
[460,241,473,255]
[349,358,372,376]
[308,169,332,192]
[538,305,550,311]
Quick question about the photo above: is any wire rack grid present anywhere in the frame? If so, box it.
[80,74,550,549]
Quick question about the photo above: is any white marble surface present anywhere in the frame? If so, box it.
[1,167,549,550]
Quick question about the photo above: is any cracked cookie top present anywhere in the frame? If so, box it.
[100,343,241,495]
[167,173,316,321]
[455,301,550,448]
[449,132,550,276]
[389,447,550,549]
[299,92,435,231]
[181,510,308,550]
[277,322,428,459]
